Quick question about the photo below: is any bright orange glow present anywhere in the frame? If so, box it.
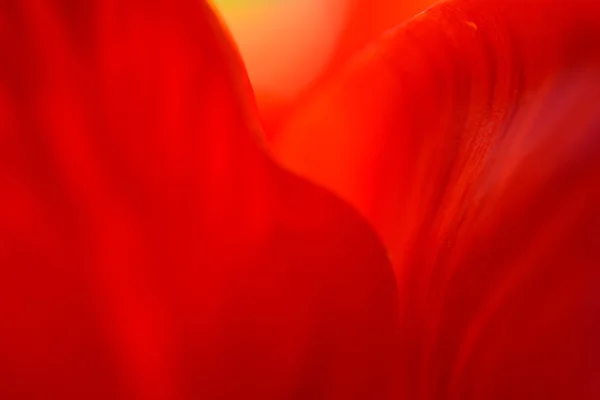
[212,0,351,99]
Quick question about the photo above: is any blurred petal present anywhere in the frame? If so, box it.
[0,1,398,398]
[274,0,600,397]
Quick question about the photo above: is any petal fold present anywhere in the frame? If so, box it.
[0,1,398,398]
[273,0,600,398]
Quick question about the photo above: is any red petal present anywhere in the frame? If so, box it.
[0,1,398,398]
[274,0,600,397]
[327,0,439,73]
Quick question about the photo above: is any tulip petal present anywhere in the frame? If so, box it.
[274,0,600,397]
[0,1,398,398]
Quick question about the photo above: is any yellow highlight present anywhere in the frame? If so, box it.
[211,0,351,99]
[211,0,277,15]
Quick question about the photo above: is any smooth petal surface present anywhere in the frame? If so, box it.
[325,0,440,76]
[274,0,600,398]
[0,1,398,398]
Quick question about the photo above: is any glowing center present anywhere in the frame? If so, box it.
[212,0,351,99]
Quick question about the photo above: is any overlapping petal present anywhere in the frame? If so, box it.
[274,0,600,397]
[0,1,398,398]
